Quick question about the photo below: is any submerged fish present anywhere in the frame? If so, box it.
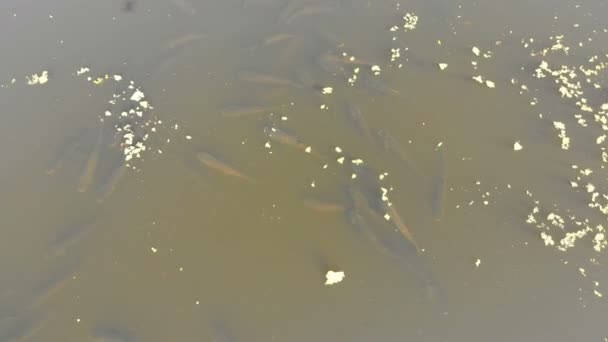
[380,201,420,253]
[0,311,46,342]
[28,267,75,309]
[430,149,446,220]
[96,162,127,204]
[163,33,207,50]
[77,125,105,193]
[207,317,235,342]
[263,126,306,149]
[376,129,423,177]
[319,51,373,68]
[122,0,136,12]
[263,126,324,159]
[90,326,136,342]
[220,104,275,118]
[49,220,97,257]
[345,103,375,144]
[45,134,83,176]
[345,187,406,258]
[237,70,302,88]
[361,77,401,97]
[262,33,296,47]
[171,0,196,15]
[175,157,207,187]
[303,198,345,213]
[346,186,441,300]
[284,4,335,24]
[197,152,251,182]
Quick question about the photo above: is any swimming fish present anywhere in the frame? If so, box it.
[197,152,252,182]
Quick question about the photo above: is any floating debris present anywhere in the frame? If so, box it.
[540,232,555,246]
[130,89,145,102]
[324,270,345,285]
[321,87,333,94]
[553,121,570,150]
[402,13,418,31]
[390,48,401,62]
[371,65,381,75]
[76,67,90,76]
[513,141,523,151]
[438,63,448,70]
[26,70,49,85]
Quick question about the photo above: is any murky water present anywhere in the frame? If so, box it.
[1,0,608,341]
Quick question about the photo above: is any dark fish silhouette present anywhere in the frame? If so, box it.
[430,148,446,220]
[237,70,302,88]
[197,152,251,182]
[345,103,374,144]
[77,125,104,193]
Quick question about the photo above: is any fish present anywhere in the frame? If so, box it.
[284,4,335,24]
[77,125,104,193]
[345,188,403,257]
[279,0,339,23]
[45,135,83,176]
[263,126,306,149]
[347,185,372,212]
[241,0,283,8]
[347,186,412,254]
[220,104,275,118]
[271,36,305,75]
[96,162,127,204]
[303,198,345,213]
[347,166,420,252]
[263,126,324,159]
[163,33,207,50]
[175,157,207,187]
[345,103,375,144]
[197,152,251,182]
[376,129,424,177]
[346,187,442,301]
[318,51,373,68]
[90,326,135,342]
[345,208,370,238]
[360,77,401,97]
[122,0,136,12]
[237,70,302,88]
[430,148,446,220]
[171,0,196,15]
[0,311,46,342]
[28,267,75,309]
[247,33,296,52]
[380,201,420,253]
[207,316,235,342]
[262,33,296,47]
[48,220,97,257]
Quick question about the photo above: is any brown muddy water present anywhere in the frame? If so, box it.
[1,0,608,341]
